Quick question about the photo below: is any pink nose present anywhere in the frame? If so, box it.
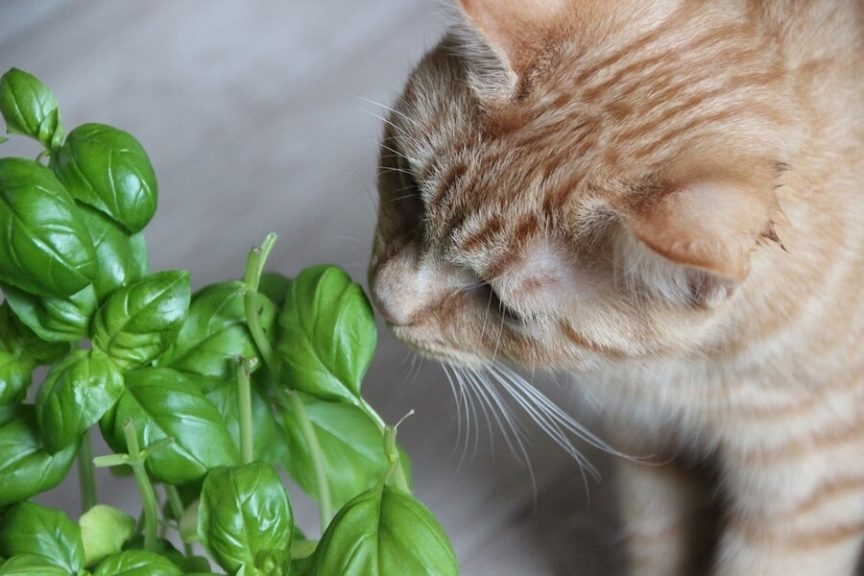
[369,250,427,326]
[370,282,413,326]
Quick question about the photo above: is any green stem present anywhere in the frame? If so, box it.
[291,539,319,560]
[244,234,280,376]
[383,425,411,493]
[77,429,97,512]
[124,421,159,552]
[165,485,193,556]
[287,390,333,530]
[237,359,254,464]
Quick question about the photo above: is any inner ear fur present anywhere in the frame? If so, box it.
[626,179,777,283]
[451,0,570,97]
[613,164,782,307]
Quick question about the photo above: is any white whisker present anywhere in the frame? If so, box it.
[470,368,538,496]
[441,364,464,461]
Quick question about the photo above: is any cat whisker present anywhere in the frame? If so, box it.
[351,94,424,129]
[484,362,602,487]
[408,353,425,386]
[452,364,481,466]
[441,363,465,462]
[459,366,497,456]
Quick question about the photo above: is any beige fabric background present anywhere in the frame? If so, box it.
[0,2,622,574]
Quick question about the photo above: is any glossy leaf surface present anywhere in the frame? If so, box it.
[92,271,190,369]
[3,283,96,342]
[78,204,148,298]
[0,554,70,575]
[205,377,285,465]
[0,303,69,364]
[0,158,96,298]
[50,123,157,233]
[281,393,389,511]
[0,502,83,574]
[93,550,182,576]
[161,281,275,380]
[35,351,124,453]
[304,484,458,576]
[0,68,63,149]
[198,462,293,574]
[0,349,31,406]
[109,368,239,484]
[0,407,76,507]
[276,265,375,404]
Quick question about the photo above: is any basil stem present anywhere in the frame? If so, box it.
[77,428,97,512]
[243,233,279,376]
[165,485,193,556]
[236,358,254,465]
[287,390,333,530]
[123,420,158,551]
[383,424,411,494]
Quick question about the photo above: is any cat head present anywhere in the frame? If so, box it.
[369,0,793,372]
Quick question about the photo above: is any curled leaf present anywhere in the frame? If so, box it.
[0,68,64,149]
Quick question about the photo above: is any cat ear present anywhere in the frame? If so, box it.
[620,180,779,305]
[453,0,568,95]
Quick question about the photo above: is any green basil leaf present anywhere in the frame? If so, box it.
[0,350,32,407]
[160,281,275,380]
[50,123,157,234]
[92,271,190,369]
[305,485,457,576]
[79,504,136,567]
[0,404,17,427]
[281,393,390,511]
[78,204,148,299]
[0,158,96,298]
[0,302,69,364]
[0,554,71,576]
[276,266,375,404]
[0,406,76,507]
[258,272,292,308]
[205,378,285,465]
[120,536,210,574]
[93,550,182,576]
[0,68,64,149]
[3,283,97,342]
[198,462,293,574]
[110,367,239,484]
[253,550,292,576]
[35,351,124,453]
[0,502,84,574]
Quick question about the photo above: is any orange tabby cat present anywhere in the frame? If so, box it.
[368,1,864,574]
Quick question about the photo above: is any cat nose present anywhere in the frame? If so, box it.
[369,252,425,326]
[372,289,410,326]
[370,282,414,326]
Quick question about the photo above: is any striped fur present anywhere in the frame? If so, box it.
[368,1,864,574]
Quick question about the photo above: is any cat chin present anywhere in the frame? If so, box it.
[389,326,488,368]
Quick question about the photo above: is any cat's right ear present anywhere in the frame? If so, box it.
[452,0,568,97]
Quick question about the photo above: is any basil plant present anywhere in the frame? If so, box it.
[0,68,457,576]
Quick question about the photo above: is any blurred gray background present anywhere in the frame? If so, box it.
[0,2,621,574]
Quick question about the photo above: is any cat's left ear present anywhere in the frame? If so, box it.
[453,0,568,94]
[617,177,782,307]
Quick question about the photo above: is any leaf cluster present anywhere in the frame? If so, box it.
[0,68,457,576]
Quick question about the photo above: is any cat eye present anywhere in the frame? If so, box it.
[395,152,420,196]
[482,283,524,324]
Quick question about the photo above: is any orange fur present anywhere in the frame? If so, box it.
[369,1,864,574]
